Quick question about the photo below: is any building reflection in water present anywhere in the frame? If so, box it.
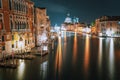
[40,61,48,80]
[18,60,25,80]
[84,34,90,76]
[98,38,103,73]
[73,32,77,65]
[109,38,115,80]
[64,31,67,42]
[55,36,62,78]
[63,31,67,58]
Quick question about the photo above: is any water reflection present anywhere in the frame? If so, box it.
[63,31,67,58]
[73,32,77,64]
[55,36,62,78]
[98,38,103,71]
[1,32,120,80]
[84,35,90,76]
[40,61,48,80]
[64,31,67,42]
[109,38,115,80]
[18,60,25,80]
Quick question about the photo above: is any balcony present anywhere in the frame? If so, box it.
[18,29,31,32]
[0,30,6,34]
[11,29,31,32]
[12,29,18,32]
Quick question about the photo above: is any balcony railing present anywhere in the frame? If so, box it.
[12,29,31,32]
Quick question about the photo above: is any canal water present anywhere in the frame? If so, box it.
[0,32,120,80]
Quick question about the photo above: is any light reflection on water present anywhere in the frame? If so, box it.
[40,61,48,80]
[109,38,115,80]
[55,36,62,78]
[84,34,90,76]
[73,32,77,64]
[1,32,120,80]
[63,31,67,59]
[18,60,25,80]
[98,38,103,72]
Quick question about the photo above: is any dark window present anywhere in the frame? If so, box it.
[10,16,13,29]
[2,36,4,42]
[0,19,3,30]
[28,40,29,44]
[12,35,14,40]
[0,14,3,30]
[16,41,18,48]
[2,46,5,50]
[0,0,2,8]
[9,0,12,10]
[18,23,19,30]
[25,40,27,46]
[17,3,19,11]
[14,2,17,10]
[12,44,14,48]
[11,20,13,29]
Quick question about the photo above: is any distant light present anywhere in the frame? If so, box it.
[118,21,120,24]
[106,30,114,36]
[43,46,48,51]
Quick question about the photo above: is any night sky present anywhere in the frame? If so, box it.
[32,0,120,26]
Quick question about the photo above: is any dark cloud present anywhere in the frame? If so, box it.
[32,0,120,26]
[33,0,68,13]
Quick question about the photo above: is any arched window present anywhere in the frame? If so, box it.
[0,0,2,8]
[14,1,16,10]
[24,23,26,29]
[18,2,21,11]
[26,4,28,13]
[0,14,3,30]
[16,2,19,11]
[20,22,22,29]
[10,15,13,30]
[9,0,12,10]
[17,22,20,30]
[15,22,16,29]
[27,22,29,29]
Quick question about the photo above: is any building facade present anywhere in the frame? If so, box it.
[62,13,80,31]
[34,7,50,46]
[0,0,35,58]
[95,16,120,36]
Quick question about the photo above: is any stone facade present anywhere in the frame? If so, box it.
[0,0,35,58]
[34,7,50,46]
[95,16,120,36]
[62,14,80,31]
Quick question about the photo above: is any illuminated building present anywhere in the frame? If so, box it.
[95,16,120,37]
[0,0,35,58]
[34,7,50,46]
[62,13,80,31]
[77,23,86,33]
[64,13,72,24]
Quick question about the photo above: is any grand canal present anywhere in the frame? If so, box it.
[0,32,120,80]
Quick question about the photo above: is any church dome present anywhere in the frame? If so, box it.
[64,13,72,23]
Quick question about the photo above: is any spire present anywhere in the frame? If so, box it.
[73,16,79,23]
